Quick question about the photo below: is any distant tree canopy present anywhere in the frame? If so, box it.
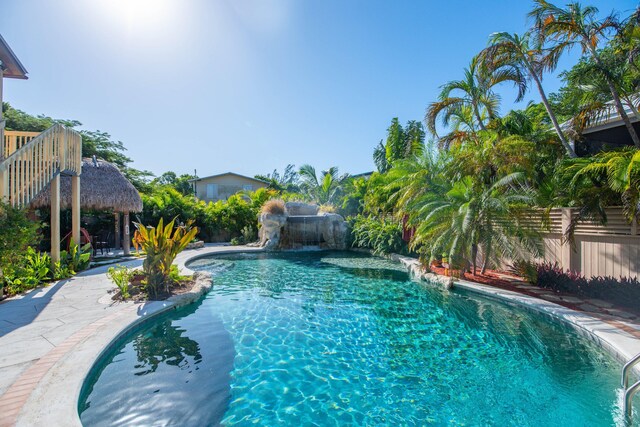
[255,164,300,192]
[373,118,425,173]
[152,171,196,196]
[2,102,154,191]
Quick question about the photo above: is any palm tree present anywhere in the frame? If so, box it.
[426,55,523,137]
[403,120,426,158]
[436,105,481,150]
[384,147,451,217]
[563,147,640,220]
[373,141,390,173]
[374,118,425,171]
[409,174,543,275]
[298,164,348,206]
[529,0,640,148]
[481,31,577,157]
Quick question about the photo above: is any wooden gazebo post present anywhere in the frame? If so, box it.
[123,211,130,255]
[114,213,121,251]
[50,175,60,262]
[71,175,81,244]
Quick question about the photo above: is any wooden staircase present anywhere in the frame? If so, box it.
[0,124,83,261]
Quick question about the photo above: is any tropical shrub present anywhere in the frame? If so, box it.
[0,202,41,296]
[351,215,406,255]
[53,261,73,281]
[140,187,276,243]
[107,265,133,300]
[535,262,640,312]
[61,239,92,274]
[508,259,538,284]
[318,204,337,213]
[133,218,198,298]
[23,248,52,284]
[241,225,257,243]
[1,248,55,296]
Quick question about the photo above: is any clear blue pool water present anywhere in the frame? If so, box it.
[79,251,629,426]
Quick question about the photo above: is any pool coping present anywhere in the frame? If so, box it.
[5,247,640,426]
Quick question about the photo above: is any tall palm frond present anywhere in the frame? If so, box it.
[529,0,640,148]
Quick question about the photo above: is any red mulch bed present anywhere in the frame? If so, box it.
[430,265,520,288]
[428,264,640,319]
[428,264,572,302]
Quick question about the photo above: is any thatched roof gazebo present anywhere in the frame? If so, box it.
[31,157,143,254]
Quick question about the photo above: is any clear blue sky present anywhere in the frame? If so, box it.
[1,0,637,177]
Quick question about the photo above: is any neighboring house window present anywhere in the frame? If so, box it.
[243,184,253,191]
[206,183,218,199]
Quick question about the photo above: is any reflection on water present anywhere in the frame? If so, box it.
[132,320,202,376]
[80,302,234,427]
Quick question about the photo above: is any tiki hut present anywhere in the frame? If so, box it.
[31,157,143,254]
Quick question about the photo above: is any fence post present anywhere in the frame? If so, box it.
[560,208,574,271]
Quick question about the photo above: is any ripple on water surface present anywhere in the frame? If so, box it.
[80,251,629,426]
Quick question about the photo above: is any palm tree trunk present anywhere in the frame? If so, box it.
[527,64,577,158]
[481,256,489,274]
[481,239,491,274]
[473,103,488,132]
[471,243,478,276]
[589,45,640,148]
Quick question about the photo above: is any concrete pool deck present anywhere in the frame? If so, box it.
[0,246,639,426]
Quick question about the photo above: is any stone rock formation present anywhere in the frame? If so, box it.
[258,202,348,250]
[319,213,348,250]
[284,202,319,216]
[258,213,288,249]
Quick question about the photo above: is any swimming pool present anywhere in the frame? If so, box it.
[79,251,627,426]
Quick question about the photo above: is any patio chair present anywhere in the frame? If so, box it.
[93,231,111,255]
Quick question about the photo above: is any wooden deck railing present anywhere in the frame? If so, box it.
[0,124,82,207]
[3,130,41,159]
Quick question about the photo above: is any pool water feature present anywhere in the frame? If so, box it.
[79,252,630,426]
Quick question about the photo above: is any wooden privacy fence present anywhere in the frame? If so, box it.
[541,208,640,279]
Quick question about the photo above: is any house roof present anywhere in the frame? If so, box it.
[0,34,28,79]
[190,172,270,185]
[561,96,639,136]
[351,171,374,179]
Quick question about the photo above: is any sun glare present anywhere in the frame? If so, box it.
[97,0,176,36]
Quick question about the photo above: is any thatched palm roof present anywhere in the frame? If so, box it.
[30,158,143,212]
